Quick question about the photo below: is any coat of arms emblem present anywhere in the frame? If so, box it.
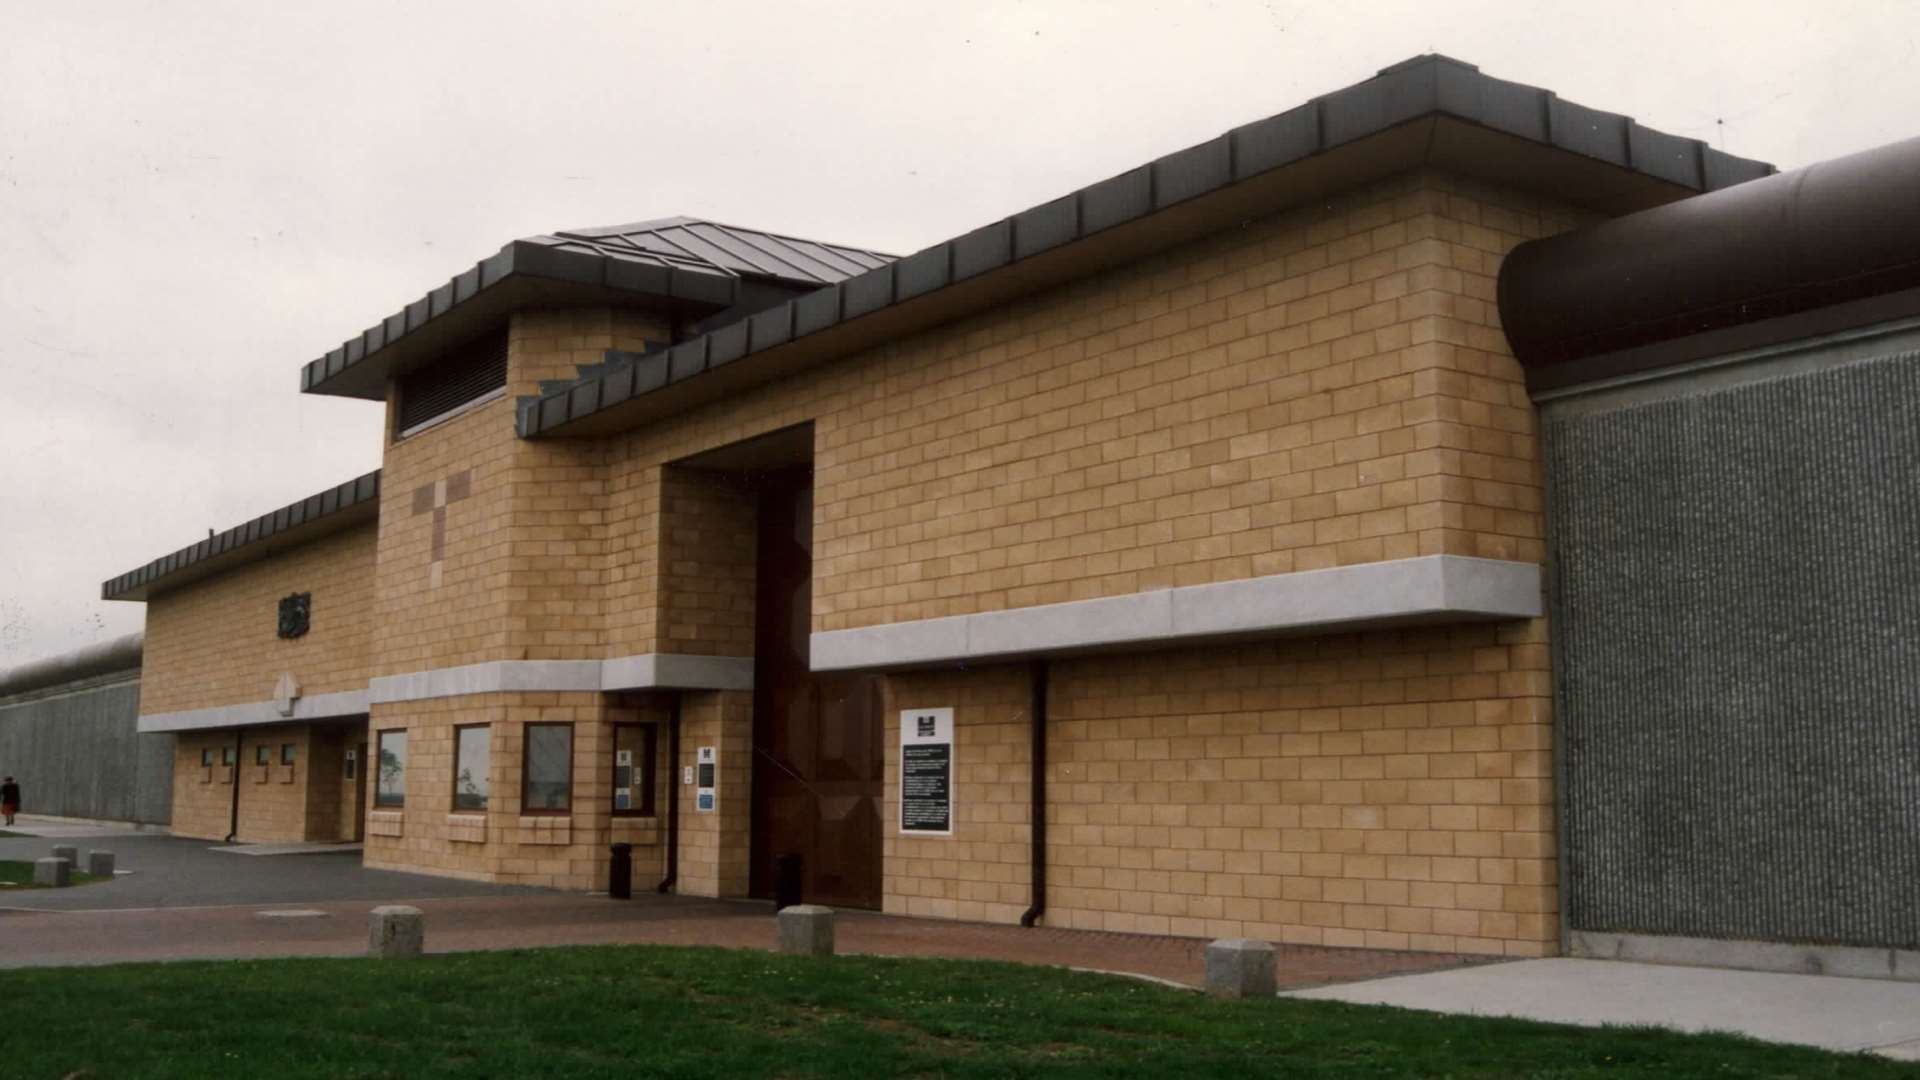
[277,592,311,639]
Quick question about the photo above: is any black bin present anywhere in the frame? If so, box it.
[773,853,803,911]
[609,842,633,900]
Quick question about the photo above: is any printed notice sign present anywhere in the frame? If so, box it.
[695,746,717,813]
[900,708,954,835]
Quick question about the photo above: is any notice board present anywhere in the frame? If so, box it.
[900,707,953,835]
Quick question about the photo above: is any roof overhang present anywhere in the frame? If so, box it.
[102,471,381,602]
[299,242,744,401]
[520,55,1773,439]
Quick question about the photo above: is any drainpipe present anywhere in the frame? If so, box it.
[657,693,682,894]
[1020,660,1048,928]
[225,726,245,843]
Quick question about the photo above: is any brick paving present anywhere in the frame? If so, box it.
[0,890,1491,989]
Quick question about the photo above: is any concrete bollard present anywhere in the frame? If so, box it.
[50,845,78,868]
[1205,938,1277,998]
[32,857,70,888]
[777,904,836,957]
[86,851,115,877]
[368,905,425,958]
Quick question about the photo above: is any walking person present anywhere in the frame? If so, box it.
[1,776,18,827]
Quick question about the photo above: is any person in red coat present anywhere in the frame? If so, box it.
[0,777,19,826]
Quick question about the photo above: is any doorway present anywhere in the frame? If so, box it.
[747,467,884,909]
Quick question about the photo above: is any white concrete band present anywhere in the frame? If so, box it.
[366,652,755,705]
[1570,930,1920,984]
[137,687,371,734]
[138,653,755,732]
[811,555,1542,672]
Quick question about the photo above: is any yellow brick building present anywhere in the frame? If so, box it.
[102,56,1778,958]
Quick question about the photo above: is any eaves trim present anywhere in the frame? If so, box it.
[518,54,1774,439]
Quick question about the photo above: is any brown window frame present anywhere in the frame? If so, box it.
[451,724,491,813]
[610,722,659,818]
[254,745,271,767]
[280,743,296,766]
[222,746,236,767]
[519,722,574,815]
[200,748,214,767]
[374,729,408,809]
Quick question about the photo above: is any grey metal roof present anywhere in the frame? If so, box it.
[300,218,893,400]
[519,54,1776,439]
[538,216,891,287]
[101,470,381,602]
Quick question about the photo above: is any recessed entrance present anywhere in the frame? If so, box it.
[741,463,884,910]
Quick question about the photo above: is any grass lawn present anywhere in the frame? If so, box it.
[0,829,36,838]
[0,859,105,888]
[0,947,1911,1079]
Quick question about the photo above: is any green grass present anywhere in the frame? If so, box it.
[0,947,1910,1078]
[0,859,105,888]
[0,829,37,838]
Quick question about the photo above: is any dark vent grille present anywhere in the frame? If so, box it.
[396,333,508,434]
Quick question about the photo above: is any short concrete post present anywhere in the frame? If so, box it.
[368,905,425,958]
[32,857,70,888]
[50,845,78,868]
[777,904,836,957]
[1205,938,1276,998]
[86,851,115,877]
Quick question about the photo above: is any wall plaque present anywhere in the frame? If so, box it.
[277,592,311,639]
[900,708,954,835]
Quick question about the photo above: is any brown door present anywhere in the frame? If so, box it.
[750,469,885,909]
[351,740,368,842]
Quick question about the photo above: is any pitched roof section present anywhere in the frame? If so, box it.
[300,218,892,401]
[539,216,892,286]
[101,471,381,602]
[517,54,1775,439]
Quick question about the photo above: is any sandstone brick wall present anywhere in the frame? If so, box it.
[170,725,350,843]
[674,689,752,898]
[141,523,376,715]
[879,618,1554,957]
[593,170,1580,650]
[361,690,672,888]
[657,469,757,657]
[171,732,238,840]
[370,309,664,676]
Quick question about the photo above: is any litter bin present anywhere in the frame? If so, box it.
[609,842,633,900]
[774,853,803,911]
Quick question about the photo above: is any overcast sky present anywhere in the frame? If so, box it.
[2,0,1915,673]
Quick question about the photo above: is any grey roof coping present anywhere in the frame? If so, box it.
[101,470,381,602]
[300,218,893,401]
[519,54,1774,439]
[0,633,144,703]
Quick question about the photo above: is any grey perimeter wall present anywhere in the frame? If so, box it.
[1544,337,1920,951]
[0,677,171,825]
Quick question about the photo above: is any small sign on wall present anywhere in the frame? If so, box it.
[900,708,954,835]
[695,746,717,813]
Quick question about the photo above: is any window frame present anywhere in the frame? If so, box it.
[451,724,491,814]
[519,722,574,816]
[374,729,408,809]
[200,748,214,767]
[280,743,296,766]
[222,746,236,767]
[255,745,271,767]
[610,722,658,818]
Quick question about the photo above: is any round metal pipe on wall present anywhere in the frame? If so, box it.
[1498,135,1920,392]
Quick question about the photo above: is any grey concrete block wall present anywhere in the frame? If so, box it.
[0,676,170,825]
[1543,338,1920,951]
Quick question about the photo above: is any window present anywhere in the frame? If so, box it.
[375,730,408,808]
[395,332,508,437]
[453,726,490,812]
[222,746,236,767]
[280,743,296,766]
[255,746,270,766]
[200,748,213,767]
[345,748,357,780]
[521,724,573,813]
[611,723,658,816]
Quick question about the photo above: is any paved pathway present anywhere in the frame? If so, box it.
[0,889,1480,989]
[0,831,535,911]
[1288,956,1920,1059]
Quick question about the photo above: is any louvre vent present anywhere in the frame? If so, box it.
[396,333,508,435]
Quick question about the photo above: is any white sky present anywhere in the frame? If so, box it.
[3,0,1916,672]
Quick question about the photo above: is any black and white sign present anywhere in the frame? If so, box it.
[900,708,953,835]
[696,745,716,813]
